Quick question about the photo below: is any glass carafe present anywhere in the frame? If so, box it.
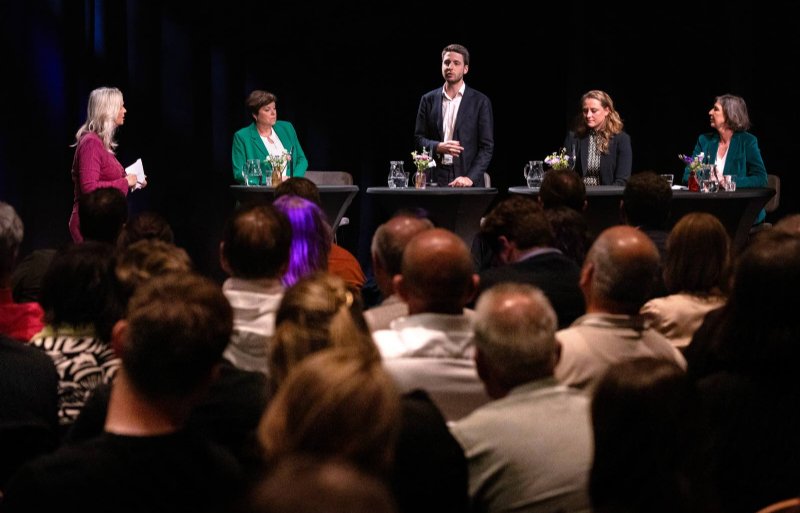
[388,161,407,188]
[523,160,544,188]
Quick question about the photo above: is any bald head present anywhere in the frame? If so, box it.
[371,215,434,297]
[396,228,478,314]
[583,226,660,314]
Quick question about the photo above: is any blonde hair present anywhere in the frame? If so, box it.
[269,272,379,388]
[259,349,401,475]
[576,89,624,154]
[73,87,124,152]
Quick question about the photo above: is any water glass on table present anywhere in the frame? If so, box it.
[722,175,737,191]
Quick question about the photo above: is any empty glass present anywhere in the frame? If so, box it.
[523,160,544,188]
[243,159,262,186]
[660,174,674,186]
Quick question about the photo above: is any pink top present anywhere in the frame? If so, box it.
[69,133,129,243]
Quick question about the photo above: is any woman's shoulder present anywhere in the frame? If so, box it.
[233,123,256,137]
[733,130,758,143]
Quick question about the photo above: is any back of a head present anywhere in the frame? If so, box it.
[474,283,558,389]
[717,229,800,373]
[259,349,401,476]
[590,357,693,513]
[39,241,121,339]
[274,177,322,207]
[243,455,397,513]
[79,187,128,243]
[401,228,475,311]
[480,196,553,252]
[774,213,800,236]
[222,203,292,280]
[121,273,232,402]
[0,202,24,277]
[544,206,590,266]
[664,213,730,295]
[539,169,587,212]
[272,195,332,286]
[586,226,661,313]
[270,272,377,388]
[115,239,193,305]
[371,215,435,276]
[117,211,174,248]
[623,171,672,229]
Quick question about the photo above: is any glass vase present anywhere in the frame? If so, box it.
[271,165,284,187]
[414,169,427,189]
[688,170,700,192]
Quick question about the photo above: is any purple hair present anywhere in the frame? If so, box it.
[272,195,332,286]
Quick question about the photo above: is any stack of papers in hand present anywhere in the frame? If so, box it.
[125,158,146,190]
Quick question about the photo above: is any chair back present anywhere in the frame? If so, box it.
[766,174,780,213]
[305,170,354,186]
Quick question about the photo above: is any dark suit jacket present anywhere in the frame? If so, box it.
[477,251,586,329]
[564,130,632,186]
[414,85,494,186]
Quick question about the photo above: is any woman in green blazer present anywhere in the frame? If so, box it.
[683,94,768,223]
[232,90,308,184]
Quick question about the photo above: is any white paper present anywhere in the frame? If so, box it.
[125,158,146,190]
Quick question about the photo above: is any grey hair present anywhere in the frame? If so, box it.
[716,94,751,131]
[586,233,659,312]
[473,283,558,386]
[73,87,124,152]
[0,202,23,272]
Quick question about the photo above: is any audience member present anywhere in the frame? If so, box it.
[29,242,123,431]
[451,283,593,513]
[241,455,397,513]
[0,202,45,340]
[220,203,291,376]
[272,194,332,287]
[67,240,268,470]
[274,177,366,293]
[476,195,585,328]
[10,248,57,304]
[259,349,401,476]
[555,226,686,390]
[774,213,800,235]
[2,274,244,512]
[365,214,434,331]
[640,213,730,348]
[544,206,591,266]
[539,169,587,212]
[591,358,696,513]
[414,43,494,187]
[116,210,175,248]
[373,228,489,420]
[564,89,632,186]
[683,230,800,512]
[622,170,673,259]
[267,271,468,513]
[78,187,128,243]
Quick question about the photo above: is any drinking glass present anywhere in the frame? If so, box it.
[660,174,674,186]
[723,175,737,191]
[523,160,544,188]
[243,159,262,186]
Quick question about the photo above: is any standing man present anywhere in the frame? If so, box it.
[415,44,494,187]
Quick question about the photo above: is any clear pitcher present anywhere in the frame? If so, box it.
[243,159,262,186]
[523,160,544,188]
[388,161,407,188]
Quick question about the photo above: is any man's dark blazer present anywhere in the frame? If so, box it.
[414,85,494,186]
[477,251,586,329]
[564,130,632,186]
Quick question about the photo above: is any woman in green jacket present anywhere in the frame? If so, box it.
[232,90,308,184]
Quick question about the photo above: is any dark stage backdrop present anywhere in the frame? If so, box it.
[1,1,796,281]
